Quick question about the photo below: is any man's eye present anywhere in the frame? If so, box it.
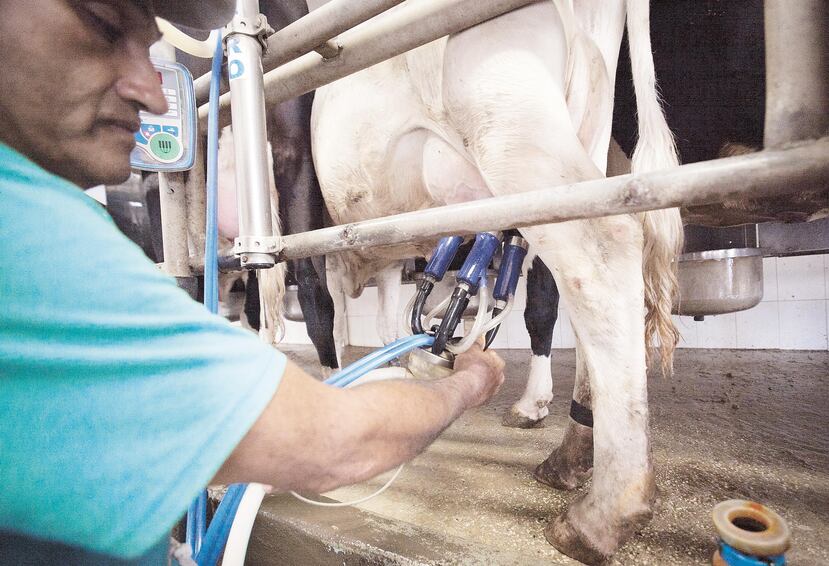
[79,2,124,43]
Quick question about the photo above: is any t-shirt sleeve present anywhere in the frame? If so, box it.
[0,184,286,558]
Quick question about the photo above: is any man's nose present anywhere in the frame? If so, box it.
[115,45,168,115]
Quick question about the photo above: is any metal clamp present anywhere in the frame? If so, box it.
[315,38,343,60]
[225,13,274,51]
[233,234,281,255]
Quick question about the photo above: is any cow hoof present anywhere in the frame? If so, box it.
[544,512,610,565]
[533,457,592,491]
[501,407,547,428]
[544,482,656,564]
[319,366,337,380]
[533,421,594,490]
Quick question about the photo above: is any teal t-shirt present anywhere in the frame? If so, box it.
[0,142,286,560]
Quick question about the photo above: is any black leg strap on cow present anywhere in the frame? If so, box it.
[569,399,594,428]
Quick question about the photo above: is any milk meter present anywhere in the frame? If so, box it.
[130,59,197,172]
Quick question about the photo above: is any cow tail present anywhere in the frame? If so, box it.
[257,144,287,346]
[626,0,683,375]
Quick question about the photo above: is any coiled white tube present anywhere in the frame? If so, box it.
[423,294,452,327]
[290,366,411,508]
[221,483,268,566]
[480,295,515,334]
[289,464,405,508]
[156,17,222,59]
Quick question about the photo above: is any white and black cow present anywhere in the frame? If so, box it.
[311,0,683,562]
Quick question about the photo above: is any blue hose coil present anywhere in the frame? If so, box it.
[719,541,785,566]
[187,31,224,558]
[195,483,248,566]
[325,334,435,388]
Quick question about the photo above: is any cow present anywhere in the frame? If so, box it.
[310,0,683,562]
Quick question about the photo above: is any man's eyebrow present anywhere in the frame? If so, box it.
[128,0,163,45]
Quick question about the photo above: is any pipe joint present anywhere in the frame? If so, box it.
[225,11,274,52]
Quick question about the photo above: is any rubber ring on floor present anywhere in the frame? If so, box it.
[712,499,790,557]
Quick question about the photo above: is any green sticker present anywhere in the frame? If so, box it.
[149,133,181,161]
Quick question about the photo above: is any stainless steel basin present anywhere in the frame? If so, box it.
[283,285,304,322]
[674,248,764,316]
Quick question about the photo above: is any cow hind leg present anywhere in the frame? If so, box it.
[534,336,594,490]
[326,254,349,370]
[375,263,403,346]
[527,220,654,564]
[502,257,558,428]
[293,257,339,373]
[443,21,653,563]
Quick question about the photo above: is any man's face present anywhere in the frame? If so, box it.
[0,1,167,187]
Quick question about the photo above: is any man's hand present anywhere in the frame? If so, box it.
[451,343,505,408]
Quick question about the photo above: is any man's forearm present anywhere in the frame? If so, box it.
[318,372,477,491]
[213,354,502,494]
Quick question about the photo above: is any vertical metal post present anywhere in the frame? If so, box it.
[158,173,192,276]
[226,0,276,269]
[185,135,206,268]
[151,40,194,282]
[764,0,829,147]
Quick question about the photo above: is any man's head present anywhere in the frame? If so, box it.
[0,1,231,188]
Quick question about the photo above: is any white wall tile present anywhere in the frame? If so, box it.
[506,313,531,349]
[779,300,828,350]
[488,320,511,349]
[282,254,829,350]
[550,310,564,348]
[557,312,577,349]
[345,287,378,315]
[736,302,780,349]
[824,254,829,302]
[513,277,528,311]
[282,319,313,345]
[673,315,699,348]
[776,255,826,301]
[696,313,737,348]
[347,315,383,347]
[761,257,778,302]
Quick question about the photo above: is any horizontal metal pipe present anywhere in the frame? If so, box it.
[274,138,829,262]
[198,0,539,127]
[193,0,404,104]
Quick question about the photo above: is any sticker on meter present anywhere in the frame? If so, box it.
[130,58,196,172]
[148,132,182,162]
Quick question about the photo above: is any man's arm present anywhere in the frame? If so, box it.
[213,345,504,493]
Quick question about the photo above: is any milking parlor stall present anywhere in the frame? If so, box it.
[100,0,828,564]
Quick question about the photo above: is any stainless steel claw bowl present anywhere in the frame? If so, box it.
[674,248,764,317]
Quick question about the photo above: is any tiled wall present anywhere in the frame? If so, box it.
[281,254,829,351]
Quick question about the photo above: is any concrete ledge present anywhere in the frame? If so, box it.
[246,493,528,565]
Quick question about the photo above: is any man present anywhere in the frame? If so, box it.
[0,1,505,563]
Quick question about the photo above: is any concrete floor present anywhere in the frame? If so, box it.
[261,346,828,565]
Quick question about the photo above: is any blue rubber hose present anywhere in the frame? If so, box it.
[195,484,248,566]
[324,334,427,386]
[325,334,435,388]
[185,494,207,557]
[186,30,224,558]
[203,31,223,315]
